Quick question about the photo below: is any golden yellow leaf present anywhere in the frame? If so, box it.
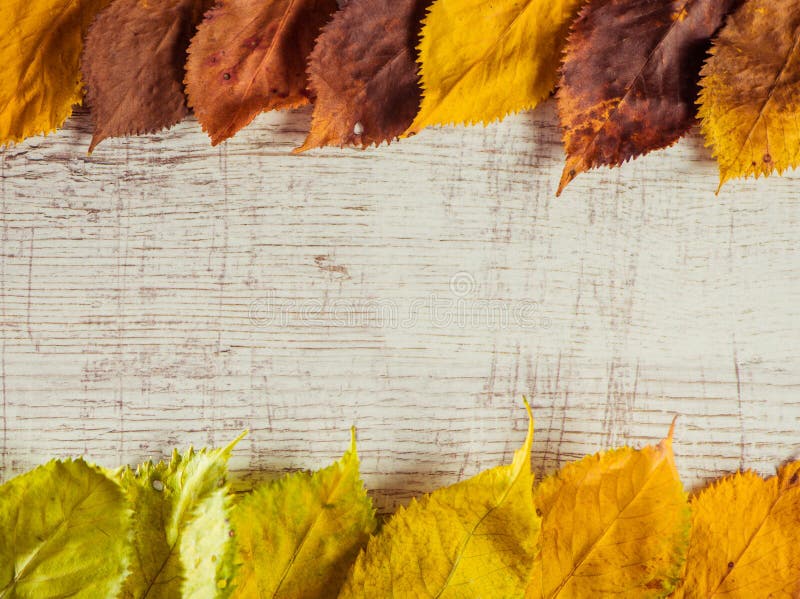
[698,0,800,191]
[671,462,800,599]
[0,0,110,146]
[339,402,539,598]
[230,430,376,599]
[527,423,689,599]
[405,0,585,134]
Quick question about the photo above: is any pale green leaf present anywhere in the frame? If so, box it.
[231,430,376,599]
[0,459,131,599]
[180,488,237,599]
[118,433,244,599]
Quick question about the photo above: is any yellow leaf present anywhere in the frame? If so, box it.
[671,462,800,598]
[231,430,376,599]
[339,402,539,598]
[0,0,110,146]
[698,0,800,191]
[405,0,585,134]
[527,423,689,598]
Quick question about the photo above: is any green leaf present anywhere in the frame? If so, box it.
[339,403,539,598]
[118,433,245,599]
[231,430,376,599]
[0,459,131,599]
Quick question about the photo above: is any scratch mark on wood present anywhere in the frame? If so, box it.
[26,227,38,352]
[314,255,351,279]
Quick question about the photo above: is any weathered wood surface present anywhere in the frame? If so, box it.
[2,103,800,512]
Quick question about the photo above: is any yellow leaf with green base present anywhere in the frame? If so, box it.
[230,430,376,599]
[339,402,538,598]
[0,459,131,599]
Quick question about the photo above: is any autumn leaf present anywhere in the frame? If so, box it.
[527,422,689,598]
[0,459,131,599]
[180,488,237,599]
[117,434,244,598]
[672,462,800,598]
[0,0,110,146]
[556,0,738,195]
[230,430,376,599]
[185,0,338,145]
[699,0,800,190]
[297,0,430,152]
[404,0,585,135]
[339,403,539,598]
[82,0,211,152]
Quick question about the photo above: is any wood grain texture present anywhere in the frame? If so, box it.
[2,103,800,513]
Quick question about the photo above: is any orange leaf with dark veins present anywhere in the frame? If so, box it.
[556,0,738,195]
[296,0,430,152]
[185,0,338,145]
[83,0,211,152]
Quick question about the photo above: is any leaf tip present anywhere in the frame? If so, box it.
[557,158,585,197]
[349,426,357,454]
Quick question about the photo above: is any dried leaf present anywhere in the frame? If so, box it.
[297,0,429,152]
[231,430,376,598]
[0,459,131,599]
[0,0,110,146]
[672,463,800,598]
[526,423,689,598]
[557,0,738,195]
[405,0,585,135]
[339,403,539,598]
[82,0,211,152]
[185,0,338,145]
[699,0,800,190]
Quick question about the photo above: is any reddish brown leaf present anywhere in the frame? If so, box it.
[556,0,738,195]
[185,0,338,146]
[296,0,430,152]
[83,0,210,152]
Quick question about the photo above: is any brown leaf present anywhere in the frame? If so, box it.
[185,0,338,146]
[556,0,738,195]
[698,0,800,190]
[83,0,210,152]
[296,0,430,152]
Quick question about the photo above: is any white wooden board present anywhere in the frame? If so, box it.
[2,103,800,512]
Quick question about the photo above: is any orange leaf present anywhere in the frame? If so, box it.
[185,0,338,145]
